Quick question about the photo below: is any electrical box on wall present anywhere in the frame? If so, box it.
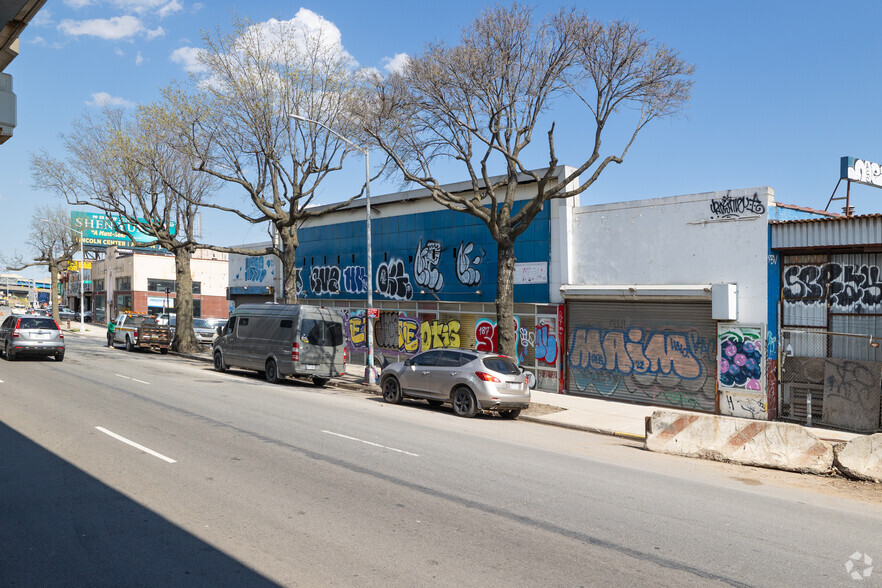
[712,283,737,320]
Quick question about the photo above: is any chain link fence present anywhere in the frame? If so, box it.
[779,328,882,433]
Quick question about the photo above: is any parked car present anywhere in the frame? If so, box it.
[212,304,346,386]
[74,310,93,323]
[55,307,76,320]
[380,349,531,419]
[167,315,223,345]
[0,314,65,361]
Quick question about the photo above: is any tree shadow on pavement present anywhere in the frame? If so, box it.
[0,421,279,587]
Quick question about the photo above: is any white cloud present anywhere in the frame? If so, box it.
[63,0,94,8]
[382,53,409,74]
[31,9,53,27]
[87,92,136,108]
[26,36,46,46]
[157,0,182,18]
[135,51,144,65]
[170,46,206,73]
[244,9,354,64]
[114,47,125,56]
[58,15,144,40]
[145,26,165,39]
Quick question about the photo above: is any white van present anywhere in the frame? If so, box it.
[212,304,347,386]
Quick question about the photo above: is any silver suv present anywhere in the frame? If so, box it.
[0,315,65,361]
[380,349,530,419]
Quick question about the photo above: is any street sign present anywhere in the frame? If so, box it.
[367,308,379,318]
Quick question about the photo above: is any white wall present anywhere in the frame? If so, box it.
[567,186,774,324]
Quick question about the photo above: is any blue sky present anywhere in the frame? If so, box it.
[3,0,882,280]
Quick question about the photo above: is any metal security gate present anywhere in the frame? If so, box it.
[566,300,718,413]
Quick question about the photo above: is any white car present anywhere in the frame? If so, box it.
[11,304,27,315]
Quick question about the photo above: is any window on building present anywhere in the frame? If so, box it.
[115,277,131,291]
[93,279,105,291]
[147,279,201,294]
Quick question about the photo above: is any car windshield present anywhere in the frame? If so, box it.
[18,318,58,330]
[192,319,210,328]
[482,355,521,375]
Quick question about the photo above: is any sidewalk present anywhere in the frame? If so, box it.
[64,323,862,445]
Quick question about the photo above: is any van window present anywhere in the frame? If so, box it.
[224,317,236,335]
[280,319,293,329]
[237,317,251,336]
[301,318,344,346]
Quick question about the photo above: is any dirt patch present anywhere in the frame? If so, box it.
[522,402,566,417]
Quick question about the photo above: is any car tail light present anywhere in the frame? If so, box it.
[11,318,21,337]
[343,347,349,365]
[475,371,501,383]
[292,342,300,361]
[53,320,64,338]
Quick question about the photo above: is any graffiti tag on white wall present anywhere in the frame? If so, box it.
[709,195,765,219]
[783,263,882,309]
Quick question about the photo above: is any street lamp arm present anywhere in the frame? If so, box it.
[288,113,367,157]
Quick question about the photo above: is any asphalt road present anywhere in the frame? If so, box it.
[1,324,880,586]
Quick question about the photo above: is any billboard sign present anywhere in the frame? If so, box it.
[70,211,175,247]
[841,156,882,189]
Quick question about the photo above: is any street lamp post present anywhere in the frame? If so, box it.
[44,220,85,334]
[288,113,376,384]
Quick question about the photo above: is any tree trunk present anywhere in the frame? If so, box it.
[172,248,200,354]
[49,263,60,324]
[495,239,518,358]
[279,225,300,304]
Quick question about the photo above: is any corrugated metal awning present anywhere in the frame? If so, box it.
[560,284,712,301]
[771,214,882,249]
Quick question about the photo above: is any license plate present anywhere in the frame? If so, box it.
[507,382,522,390]
[305,364,317,370]
[31,333,49,340]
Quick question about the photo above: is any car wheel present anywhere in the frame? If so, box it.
[213,350,226,372]
[126,337,134,352]
[426,399,444,408]
[55,353,64,362]
[452,387,478,418]
[6,346,15,361]
[312,377,330,387]
[498,408,521,420]
[381,377,403,404]
[159,348,169,355]
[265,359,281,384]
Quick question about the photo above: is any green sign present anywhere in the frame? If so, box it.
[70,211,176,248]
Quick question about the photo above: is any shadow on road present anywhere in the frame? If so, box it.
[0,421,279,586]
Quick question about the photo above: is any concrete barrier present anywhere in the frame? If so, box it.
[645,410,834,475]
[834,433,882,482]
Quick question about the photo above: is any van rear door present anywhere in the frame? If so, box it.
[298,313,345,376]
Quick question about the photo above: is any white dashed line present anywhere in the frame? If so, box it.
[95,426,176,463]
[322,430,419,457]
[115,374,150,385]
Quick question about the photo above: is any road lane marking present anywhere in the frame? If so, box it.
[95,426,177,463]
[322,430,419,457]
[115,374,151,385]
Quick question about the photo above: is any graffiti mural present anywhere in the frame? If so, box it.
[709,194,765,219]
[783,262,882,309]
[376,258,413,300]
[568,326,716,411]
[245,256,269,282]
[295,268,304,297]
[310,265,341,296]
[413,239,444,292]
[456,241,483,287]
[533,323,558,365]
[475,317,524,362]
[717,326,764,392]
[420,319,461,350]
[342,266,367,294]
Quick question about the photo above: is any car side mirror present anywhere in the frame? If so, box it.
[404,358,413,367]
[216,326,223,336]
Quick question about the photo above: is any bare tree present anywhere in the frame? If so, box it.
[361,3,694,357]
[31,106,216,353]
[3,205,79,323]
[158,12,376,303]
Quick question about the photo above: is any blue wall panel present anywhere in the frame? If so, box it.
[296,203,551,303]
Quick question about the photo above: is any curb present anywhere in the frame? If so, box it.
[518,415,646,440]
